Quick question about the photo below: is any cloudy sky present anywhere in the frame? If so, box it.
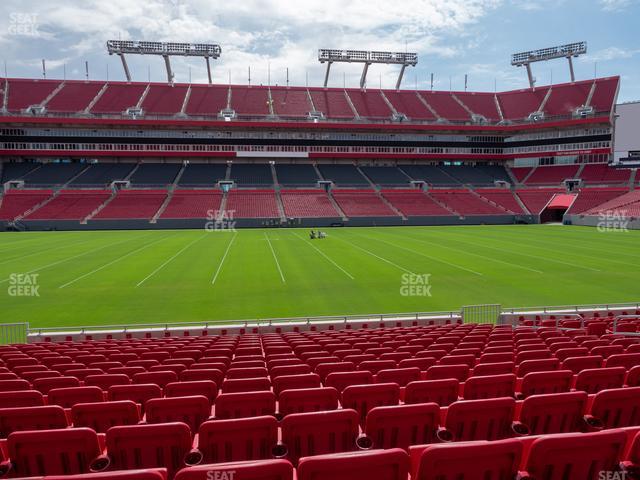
[0,0,638,101]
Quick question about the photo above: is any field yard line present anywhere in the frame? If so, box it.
[0,234,152,284]
[292,232,355,280]
[136,234,207,287]
[211,232,237,285]
[358,233,483,276]
[265,233,286,283]
[333,235,416,275]
[442,231,601,272]
[0,237,94,267]
[384,231,544,274]
[59,235,171,289]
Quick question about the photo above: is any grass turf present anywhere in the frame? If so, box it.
[0,224,638,328]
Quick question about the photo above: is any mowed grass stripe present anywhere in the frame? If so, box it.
[291,232,354,279]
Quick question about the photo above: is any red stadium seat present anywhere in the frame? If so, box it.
[589,387,640,428]
[222,377,271,394]
[0,405,68,438]
[145,395,211,432]
[278,387,339,417]
[472,361,514,376]
[174,460,292,480]
[297,448,410,480]
[32,375,81,394]
[519,391,594,434]
[375,367,421,387]
[425,365,469,381]
[272,373,321,397]
[561,355,603,374]
[445,397,522,441]
[516,358,560,377]
[404,379,459,406]
[48,386,104,408]
[341,383,400,425]
[164,380,217,403]
[85,374,131,390]
[519,370,573,398]
[132,371,178,388]
[214,391,276,419]
[574,367,626,393]
[463,373,516,400]
[71,400,140,433]
[325,371,373,393]
[108,384,162,412]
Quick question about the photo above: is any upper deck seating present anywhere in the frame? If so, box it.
[271,87,312,118]
[308,89,355,119]
[275,164,320,186]
[129,164,181,186]
[184,85,228,116]
[69,164,136,186]
[382,90,436,120]
[360,166,410,186]
[90,83,146,114]
[178,164,227,186]
[229,164,273,186]
[141,85,189,115]
[317,165,369,186]
[6,79,61,112]
[46,81,104,113]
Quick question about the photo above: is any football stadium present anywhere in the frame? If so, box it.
[0,1,639,478]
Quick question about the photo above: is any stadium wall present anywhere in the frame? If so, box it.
[564,214,640,230]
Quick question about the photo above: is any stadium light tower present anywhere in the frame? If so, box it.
[106,40,222,84]
[511,41,587,88]
[318,49,418,89]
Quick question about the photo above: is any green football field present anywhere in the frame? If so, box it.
[0,225,638,328]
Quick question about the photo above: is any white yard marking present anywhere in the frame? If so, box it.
[0,234,152,284]
[265,232,286,283]
[358,233,483,276]
[59,235,170,289]
[386,231,543,274]
[136,234,207,287]
[211,232,237,285]
[333,235,416,275]
[292,232,354,280]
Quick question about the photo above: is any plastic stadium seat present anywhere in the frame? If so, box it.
[325,371,373,393]
[341,383,400,425]
[71,400,140,433]
[516,358,560,377]
[555,347,589,361]
[272,373,321,397]
[0,379,30,392]
[0,405,68,438]
[410,438,523,480]
[104,422,194,478]
[314,362,354,381]
[440,354,476,368]
[85,374,131,390]
[425,365,469,381]
[574,367,626,394]
[0,390,44,408]
[5,427,102,476]
[398,357,437,371]
[32,375,81,394]
[519,370,573,398]
[174,460,293,480]
[196,416,280,464]
[164,380,217,403]
[472,361,514,376]
[271,364,312,379]
[278,387,339,417]
[627,366,640,387]
[519,429,627,480]
[46,469,168,480]
[592,345,625,359]
[222,377,271,394]
[214,391,276,419]
[590,387,640,428]
[519,391,594,434]
[463,373,516,400]
[133,371,178,388]
[445,397,522,441]
[359,360,397,375]
[561,355,603,374]
[365,403,449,449]
[145,395,211,432]
[20,370,62,382]
[281,409,361,464]
[404,379,459,407]
[515,350,551,363]
[226,367,269,379]
[108,367,146,378]
[48,386,104,408]
[606,353,640,370]
[297,448,410,480]
[108,384,163,412]
[180,368,224,385]
[375,367,421,387]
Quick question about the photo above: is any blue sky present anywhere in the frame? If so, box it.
[0,0,638,102]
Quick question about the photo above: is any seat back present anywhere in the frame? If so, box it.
[341,383,400,425]
[164,380,217,403]
[145,395,211,433]
[522,430,627,480]
[445,397,516,441]
[278,387,339,417]
[365,403,443,450]
[561,355,603,374]
[412,438,523,480]
[105,422,192,478]
[519,370,573,398]
[575,367,626,394]
[108,384,163,412]
[0,390,44,408]
[605,353,640,370]
[71,400,140,433]
[404,379,459,407]
[463,374,516,400]
[174,460,292,480]
[425,365,469,381]
[0,405,67,438]
[48,386,104,408]
[297,448,410,480]
[375,367,421,387]
[516,358,560,377]
[324,371,373,393]
[32,376,81,394]
[214,391,276,419]
[221,377,271,394]
[8,427,101,476]
[272,373,321,397]
[519,391,588,434]
[84,374,131,391]
[590,386,640,428]
[197,416,279,464]
[281,409,360,464]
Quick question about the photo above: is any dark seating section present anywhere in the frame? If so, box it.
[0,162,40,183]
[275,164,320,186]
[22,163,86,185]
[229,164,273,186]
[70,164,136,186]
[442,165,510,185]
[399,165,459,185]
[129,164,181,186]
[360,166,410,186]
[2,320,640,480]
[317,165,369,186]
[178,164,228,186]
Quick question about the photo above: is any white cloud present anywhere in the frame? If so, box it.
[585,46,640,62]
[599,0,636,10]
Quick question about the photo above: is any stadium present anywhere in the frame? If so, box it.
[0,1,640,479]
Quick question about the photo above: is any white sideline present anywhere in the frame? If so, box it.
[333,235,416,275]
[136,234,207,287]
[385,231,543,274]
[59,235,170,289]
[265,232,286,283]
[358,233,484,276]
[0,233,153,284]
[211,232,237,285]
[292,232,355,280]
